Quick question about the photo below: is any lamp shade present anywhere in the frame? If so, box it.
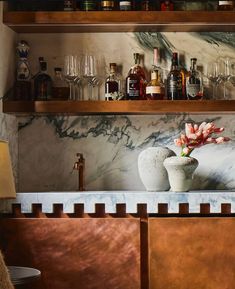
[0,140,16,198]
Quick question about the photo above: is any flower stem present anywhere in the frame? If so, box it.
[181,148,194,157]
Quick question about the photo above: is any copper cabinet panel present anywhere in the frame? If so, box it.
[0,218,140,289]
[149,218,235,289]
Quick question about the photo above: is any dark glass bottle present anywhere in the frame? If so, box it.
[167,52,184,100]
[126,53,146,100]
[105,63,122,100]
[141,0,155,10]
[80,0,97,10]
[34,61,52,100]
[101,0,115,10]
[217,1,234,10]
[119,0,132,10]
[161,0,174,10]
[186,58,203,100]
[64,0,74,11]
[52,68,70,100]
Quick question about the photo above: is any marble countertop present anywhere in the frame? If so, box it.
[1,191,235,214]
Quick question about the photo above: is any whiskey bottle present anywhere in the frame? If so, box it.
[34,61,52,100]
[126,53,146,100]
[52,68,70,100]
[161,0,174,10]
[141,0,155,10]
[119,0,132,10]
[15,40,31,100]
[218,1,234,10]
[80,0,97,10]
[105,63,122,100]
[186,58,203,100]
[167,52,183,100]
[146,48,164,100]
[101,0,115,10]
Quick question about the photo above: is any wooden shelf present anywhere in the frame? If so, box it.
[3,11,235,33]
[3,100,235,115]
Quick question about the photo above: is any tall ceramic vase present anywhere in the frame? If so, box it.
[163,156,198,192]
[138,147,176,191]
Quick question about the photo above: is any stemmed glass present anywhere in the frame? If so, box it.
[64,55,79,100]
[217,57,231,99]
[81,55,97,100]
[206,61,220,99]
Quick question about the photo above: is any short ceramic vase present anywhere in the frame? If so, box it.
[163,156,199,192]
[138,146,176,191]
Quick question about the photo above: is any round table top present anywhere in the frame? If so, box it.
[7,266,41,285]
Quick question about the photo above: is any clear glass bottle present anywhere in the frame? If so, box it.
[161,0,174,10]
[141,0,155,10]
[186,58,203,100]
[52,68,70,100]
[218,1,234,10]
[64,0,74,11]
[15,40,31,100]
[167,52,184,100]
[146,48,164,100]
[101,0,115,10]
[105,63,122,101]
[119,0,132,10]
[126,53,146,100]
[34,61,52,100]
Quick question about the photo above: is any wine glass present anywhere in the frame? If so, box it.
[81,55,97,100]
[64,55,79,100]
[205,61,220,99]
[217,57,231,99]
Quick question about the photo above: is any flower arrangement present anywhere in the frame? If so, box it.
[174,122,230,157]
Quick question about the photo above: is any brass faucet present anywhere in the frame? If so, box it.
[73,153,85,191]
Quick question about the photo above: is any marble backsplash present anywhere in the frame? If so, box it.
[17,114,234,192]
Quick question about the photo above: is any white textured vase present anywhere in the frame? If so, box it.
[163,156,199,192]
[138,147,176,191]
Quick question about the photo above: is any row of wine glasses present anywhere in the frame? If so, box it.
[64,54,100,100]
[206,57,235,99]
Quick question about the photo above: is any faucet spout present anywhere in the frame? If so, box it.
[73,153,85,191]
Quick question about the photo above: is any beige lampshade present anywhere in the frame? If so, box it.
[0,140,16,198]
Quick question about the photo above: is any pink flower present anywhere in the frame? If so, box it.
[174,122,230,157]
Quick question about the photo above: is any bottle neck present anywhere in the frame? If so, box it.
[151,70,159,80]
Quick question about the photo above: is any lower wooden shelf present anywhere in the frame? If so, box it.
[3,100,235,114]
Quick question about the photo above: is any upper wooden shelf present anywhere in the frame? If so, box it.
[3,100,235,115]
[3,11,235,33]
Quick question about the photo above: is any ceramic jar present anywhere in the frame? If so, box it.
[163,156,198,192]
[138,146,176,191]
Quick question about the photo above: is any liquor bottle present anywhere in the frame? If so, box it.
[141,0,155,10]
[217,1,234,10]
[52,68,70,100]
[146,48,164,100]
[64,0,74,10]
[119,0,132,10]
[186,58,203,100]
[126,53,146,100]
[80,0,97,10]
[15,40,31,100]
[167,52,184,100]
[105,63,122,100]
[34,61,52,100]
[101,0,115,10]
[161,0,174,10]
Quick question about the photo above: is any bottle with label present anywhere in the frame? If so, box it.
[80,0,97,10]
[167,52,183,100]
[186,58,203,100]
[140,0,155,10]
[146,48,164,100]
[101,0,115,10]
[52,68,70,100]
[161,0,174,10]
[34,61,52,100]
[119,0,132,10]
[64,0,74,11]
[126,53,146,100]
[218,1,234,10]
[105,63,123,100]
[15,40,31,100]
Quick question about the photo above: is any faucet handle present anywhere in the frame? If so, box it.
[73,153,85,191]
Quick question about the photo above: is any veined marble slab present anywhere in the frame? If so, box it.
[1,191,235,214]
